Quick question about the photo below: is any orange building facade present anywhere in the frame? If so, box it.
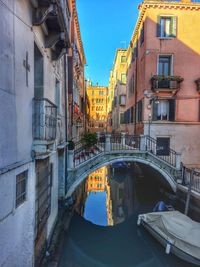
[124,0,200,166]
[86,83,108,132]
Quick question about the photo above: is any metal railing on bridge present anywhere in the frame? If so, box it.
[73,133,178,168]
[182,165,200,193]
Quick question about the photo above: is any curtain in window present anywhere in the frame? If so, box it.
[157,100,169,119]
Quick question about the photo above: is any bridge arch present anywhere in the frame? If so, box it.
[66,154,177,198]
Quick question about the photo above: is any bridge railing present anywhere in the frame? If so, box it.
[73,140,106,167]
[71,133,181,169]
[182,166,200,193]
[145,136,177,168]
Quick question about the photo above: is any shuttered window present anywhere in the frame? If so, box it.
[131,42,138,63]
[136,100,143,123]
[120,113,125,124]
[140,23,144,46]
[128,75,135,95]
[157,16,177,38]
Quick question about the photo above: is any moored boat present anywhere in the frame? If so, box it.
[137,211,200,265]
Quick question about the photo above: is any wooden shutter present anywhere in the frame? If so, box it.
[152,100,158,121]
[170,16,177,37]
[157,16,161,37]
[169,99,175,121]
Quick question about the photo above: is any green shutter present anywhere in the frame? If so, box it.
[169,99,175,121]
[152,100,158,121]
[170,16,177,37]
[157,16,161,37]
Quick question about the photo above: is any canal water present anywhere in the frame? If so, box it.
[59,163,196,267]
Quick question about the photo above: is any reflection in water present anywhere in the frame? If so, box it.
[59,163,195,267]
[80,163,171,226]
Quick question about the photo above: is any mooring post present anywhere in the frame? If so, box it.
[184,168,194,216]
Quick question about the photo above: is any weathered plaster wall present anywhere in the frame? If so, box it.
[144,123,200,165]
[0,162,35,267]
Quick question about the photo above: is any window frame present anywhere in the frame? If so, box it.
[121,73,126,84]
[157,54,173,76]
[121,56,126,63]
[157,15,177,39]
[16,170,28,208]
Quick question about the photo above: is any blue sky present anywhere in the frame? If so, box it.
[77,0,141,86]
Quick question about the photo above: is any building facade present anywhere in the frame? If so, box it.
[107,49,127,133]
[86,83,108,132]
[0,0,72,266]
[111,50,128,133]
[124,0,200,166]
[68,0,86,142]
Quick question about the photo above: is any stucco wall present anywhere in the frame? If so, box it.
[0,162,35,267]
[144,122,200,165]
[0,0,34,169]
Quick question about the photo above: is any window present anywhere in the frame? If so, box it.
[130,106,135,123]
[128,76,134,95]
[121,73,126,84]
[119,95,126,106]
[136,100,143,123]
[152,99,175,121]
[157,16,177,38]
[121,56,126,63]
[157,137,170,156]
[158,56,172,76]
[140,23,144,46]
[16,170,28,207]
[131,42,138,63]
[92,91,94,96]
[120,113,125,124]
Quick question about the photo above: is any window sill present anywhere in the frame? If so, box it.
[158,37,175,40]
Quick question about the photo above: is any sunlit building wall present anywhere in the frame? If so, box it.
[107,49,128,132]
[86,83,108,132]
[125,0,200,166]
[86,167,107,192]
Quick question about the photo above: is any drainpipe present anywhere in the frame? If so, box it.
[64,55,68,195]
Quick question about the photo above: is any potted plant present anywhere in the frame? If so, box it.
[82,132,97,150]
[68,140,75,150]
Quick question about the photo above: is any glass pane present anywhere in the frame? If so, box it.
[160,18,165,37]
[165,18,171,37]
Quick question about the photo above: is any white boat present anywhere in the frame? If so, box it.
[137,211,200,265]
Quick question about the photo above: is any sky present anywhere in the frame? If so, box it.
[76,0,141,86]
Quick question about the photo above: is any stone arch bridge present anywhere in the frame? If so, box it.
[66,133,182,198]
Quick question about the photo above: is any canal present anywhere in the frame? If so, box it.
[59,162,195,267]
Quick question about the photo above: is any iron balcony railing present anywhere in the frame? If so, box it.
[33,98,57,141]
[151,76,183,91]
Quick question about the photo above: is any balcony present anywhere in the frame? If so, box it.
[151,75,183,93]
[32,0,70,60]
[33,98,57,142]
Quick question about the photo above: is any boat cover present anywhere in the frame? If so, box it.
[141,211,200,259]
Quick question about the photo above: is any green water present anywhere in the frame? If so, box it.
[59,163,196,267]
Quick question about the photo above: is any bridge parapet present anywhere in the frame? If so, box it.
[68,133,181,171]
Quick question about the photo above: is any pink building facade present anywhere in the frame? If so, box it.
[125,0,200,166]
